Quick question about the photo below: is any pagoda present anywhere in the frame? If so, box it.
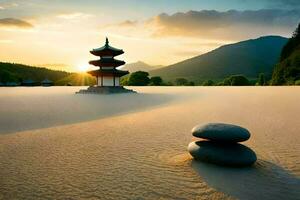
[77,38,135,94]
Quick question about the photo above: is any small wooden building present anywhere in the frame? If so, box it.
[87,38,129,87]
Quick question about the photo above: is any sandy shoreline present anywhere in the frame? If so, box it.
[0,87,300,199]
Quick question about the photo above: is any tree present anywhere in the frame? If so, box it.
[222,75,250,86]
[187,81,195,86]
[175,78,188,86]
[271,23,300,85]
[202,80,214,86]
[230,75,250,86]
[120,76,129,86]
[149,76,163,86]
[280,23,300,61]
[256,73,266,86]
[127,71,150,86]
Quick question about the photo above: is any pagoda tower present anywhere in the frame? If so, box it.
[87,38,129,87]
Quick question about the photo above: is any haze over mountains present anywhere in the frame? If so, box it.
[119,61,163,73]
[150,36,288,81]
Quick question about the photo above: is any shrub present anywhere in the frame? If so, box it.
[202,80,214,86]
[149,76,163,86]
[256,73,266,86]
[127,71,150,86]
[175,78,189,86]
[222,75,250,86]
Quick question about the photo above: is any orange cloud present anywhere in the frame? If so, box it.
[0,18,33,29]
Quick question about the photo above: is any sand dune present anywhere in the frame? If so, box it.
[0,87,299,200]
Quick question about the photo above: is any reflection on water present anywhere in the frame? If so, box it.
[191,159,300,200]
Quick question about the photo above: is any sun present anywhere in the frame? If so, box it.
[77,65,90,73]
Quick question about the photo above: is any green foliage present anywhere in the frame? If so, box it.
[256,73,266,86]
[202,80,214,86]
[221,75,250,86]
[128,71,150,86]
[280,23,300,61]
[149,76,163,86]
[175,78,188,86]
[295,80,300,85]
[271,23,300,85]
[187,81,195,86]
[165,81,174,86]
[120,75,129,86]
[0,62,96,86]
[0,62,70,84]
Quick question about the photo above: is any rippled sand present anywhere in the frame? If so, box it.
[0,87,299,200]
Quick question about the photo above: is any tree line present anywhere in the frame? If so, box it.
[120,71,270,86]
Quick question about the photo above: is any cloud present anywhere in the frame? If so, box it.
[268,0,300,7]
[100,8,300,50]
[57,12,93,20]
[103,20,139,29]
[0,18,33,28]
[118,20,138,27]
[145,9,300,39]
[0,2,19,10]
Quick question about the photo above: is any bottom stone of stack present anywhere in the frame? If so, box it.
[188,141,257,167]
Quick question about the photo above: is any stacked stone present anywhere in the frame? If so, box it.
[188,123,257,167]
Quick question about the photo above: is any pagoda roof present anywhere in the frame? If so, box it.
[90,38,124,57]
[87,69,129,77]
[89,57,125,67]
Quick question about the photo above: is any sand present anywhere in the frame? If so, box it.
[0,86,299,200]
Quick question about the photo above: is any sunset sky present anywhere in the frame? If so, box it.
[0,0,300,72]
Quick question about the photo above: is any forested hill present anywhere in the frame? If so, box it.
[150,36,288,81]
[0,62,70,83]
[271,23,300,85]
[0,62,95,85]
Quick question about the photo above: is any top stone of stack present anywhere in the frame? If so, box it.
[192,123,250,143]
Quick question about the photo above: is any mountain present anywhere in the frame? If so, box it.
[150,36,288,81]
[0,62,95,86]
[271,24,300,85]
[119,61,162,73]
[0,62,70,83]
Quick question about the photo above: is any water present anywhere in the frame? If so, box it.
[0,87,299,199]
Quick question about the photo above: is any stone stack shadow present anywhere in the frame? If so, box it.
[188,123,257,167]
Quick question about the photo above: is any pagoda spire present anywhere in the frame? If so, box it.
[105,37,109,46]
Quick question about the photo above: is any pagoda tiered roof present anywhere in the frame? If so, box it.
[87,68,129,77]
[89,57,126,67]
[90,38,124,57]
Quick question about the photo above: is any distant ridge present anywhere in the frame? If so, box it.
[150,36,288,80]
[0,62,95,86]
[119,61,163,73]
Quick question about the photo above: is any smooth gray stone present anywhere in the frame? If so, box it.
[192,123,250,142]
[188,141,257,167]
